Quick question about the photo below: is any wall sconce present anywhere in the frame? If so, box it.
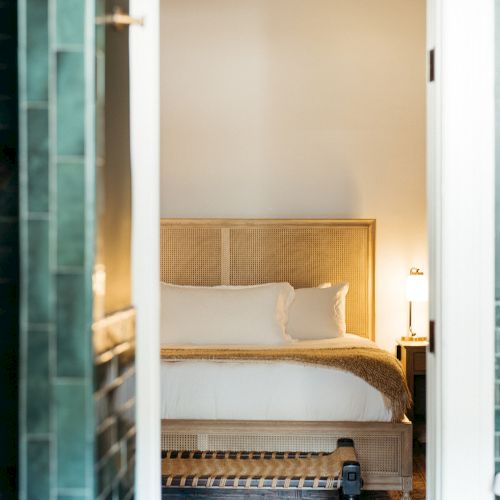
[403,267,428,341]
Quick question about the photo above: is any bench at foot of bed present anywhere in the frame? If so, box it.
[162,438,361,497]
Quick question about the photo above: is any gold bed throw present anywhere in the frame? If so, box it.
[161,345,411,422]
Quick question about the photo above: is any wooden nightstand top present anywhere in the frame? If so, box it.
[396,339,429,348]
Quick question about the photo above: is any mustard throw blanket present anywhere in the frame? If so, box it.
[161,343,411,422]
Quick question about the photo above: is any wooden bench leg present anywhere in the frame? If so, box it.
[401,476,412,499]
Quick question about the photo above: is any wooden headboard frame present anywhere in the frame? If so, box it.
[160,219,375,340]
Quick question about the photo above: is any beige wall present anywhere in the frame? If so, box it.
[160,0,427,351]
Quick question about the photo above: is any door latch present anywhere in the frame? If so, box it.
[96,6,144,30]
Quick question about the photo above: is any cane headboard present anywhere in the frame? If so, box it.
[160,219,375,340]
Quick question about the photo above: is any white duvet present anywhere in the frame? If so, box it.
[160,334,393,422]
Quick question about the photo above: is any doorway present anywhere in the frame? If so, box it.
[158,1,426,498]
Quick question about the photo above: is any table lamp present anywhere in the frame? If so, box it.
[402,267,428,341]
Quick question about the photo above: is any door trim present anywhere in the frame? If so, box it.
[129,0,161,498]
[427,0,495,498]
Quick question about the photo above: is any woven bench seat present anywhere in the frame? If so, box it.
[162,445,358,491]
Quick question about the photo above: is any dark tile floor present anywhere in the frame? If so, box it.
[162,442,426,499]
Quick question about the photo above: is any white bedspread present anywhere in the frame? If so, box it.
[160,334,393,422]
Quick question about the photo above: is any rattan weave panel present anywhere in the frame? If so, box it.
[161,431,399,476]
[160,220,375,339]
[229,226,369,337]
[160,227,222,286]
[162,433,198,451]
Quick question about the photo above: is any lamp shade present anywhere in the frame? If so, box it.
[406,268,428,302]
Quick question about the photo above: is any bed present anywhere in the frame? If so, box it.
[160,218,413,499]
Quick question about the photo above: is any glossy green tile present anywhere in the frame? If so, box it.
[56,51,85,156]
[55,383,87,489]
[27,220,52,324]
[56,0,85,47]
[26,330,50,434]
[57,161,85,267]
[26,0,49,102]
[27,439,50,500]
[56,272,87,377]
[27,108,49,213]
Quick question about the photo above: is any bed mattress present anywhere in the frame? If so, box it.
[161,335,393,422]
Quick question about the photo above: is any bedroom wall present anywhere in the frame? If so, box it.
[159,0,427,351]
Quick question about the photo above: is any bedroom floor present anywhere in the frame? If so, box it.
[161,442,426,499]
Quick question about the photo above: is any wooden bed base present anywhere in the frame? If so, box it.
[161,418,413,499]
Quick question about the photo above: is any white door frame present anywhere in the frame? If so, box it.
[427,0,495,499]
[129,0,161,498]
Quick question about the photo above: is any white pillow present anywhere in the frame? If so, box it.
[287,283,349,340]
[160,283,295,345]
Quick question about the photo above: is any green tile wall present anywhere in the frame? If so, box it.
[18,0,96,498]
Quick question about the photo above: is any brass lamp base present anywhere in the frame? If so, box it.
[400,335,427,342]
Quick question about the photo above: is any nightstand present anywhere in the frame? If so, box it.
[396,340,428,442]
